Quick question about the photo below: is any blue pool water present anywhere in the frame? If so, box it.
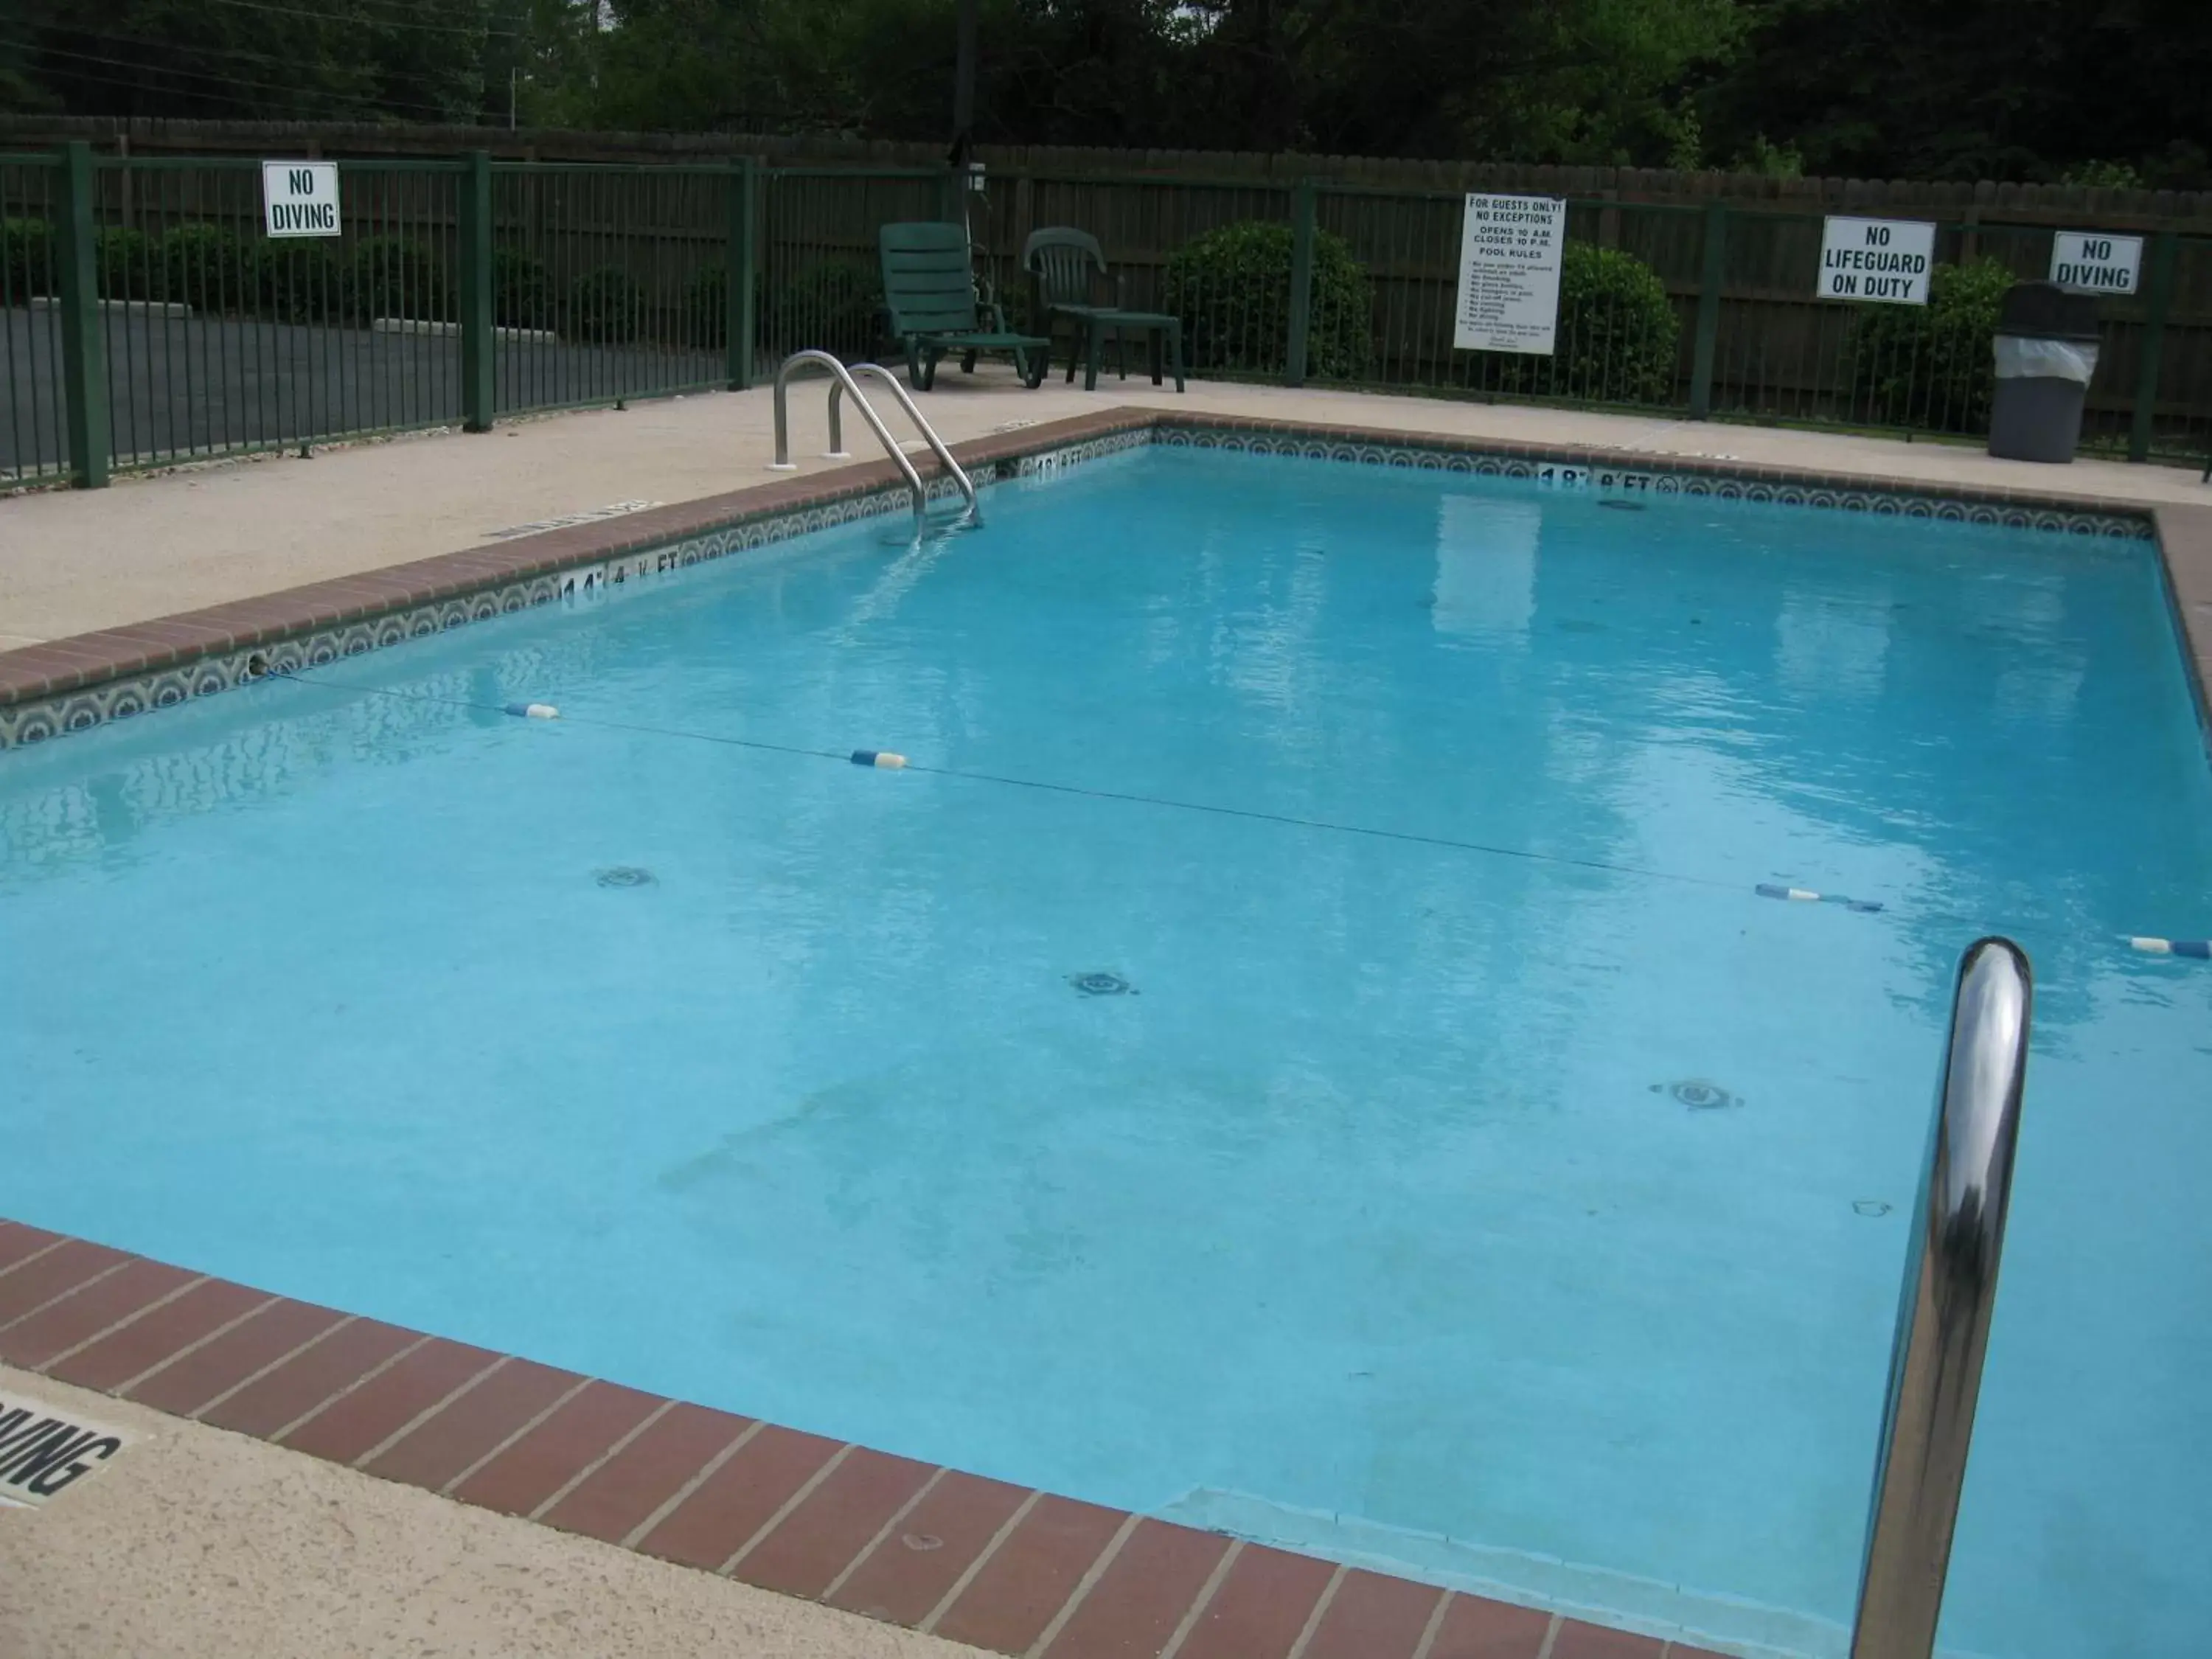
[3,447,2209,1657]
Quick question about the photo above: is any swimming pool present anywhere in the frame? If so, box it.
[2,441,2208,1658]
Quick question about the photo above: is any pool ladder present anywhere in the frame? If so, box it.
[1849,937,2031,1659]
[770,349,978,526]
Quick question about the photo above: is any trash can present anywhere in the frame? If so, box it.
[1987,282,2101,463]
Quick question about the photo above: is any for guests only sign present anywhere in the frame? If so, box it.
[262,161,341,237]
[1818,217,1936,305]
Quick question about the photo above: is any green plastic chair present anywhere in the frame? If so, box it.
[1022,226,1184,393]
[878,222,1050,390]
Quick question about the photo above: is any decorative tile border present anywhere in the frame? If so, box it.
[0,404,2181,754]
[0,1217,1728,1659]
[1156,423,2158,540]
[0,481,923,748]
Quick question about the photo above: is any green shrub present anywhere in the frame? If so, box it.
[765,257,882,358]
[1163,220,1372,380]
[1846,257,2015,433]
[492,247,554,330]
[1,218,52,300]
[94,226,156,300]
[685,262,731,348]
[1471,243,1681,406]
[159,223,253,311]
[567,265,644,343]
[349,236,450,323]
[253,240,344,322]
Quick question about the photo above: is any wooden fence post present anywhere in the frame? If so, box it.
[2129,231,2179,463]
[1285,178,1316,386]
[727,156,758,389]
[1688,201,1728,420]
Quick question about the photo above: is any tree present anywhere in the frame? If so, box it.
[1702,0,2212,186]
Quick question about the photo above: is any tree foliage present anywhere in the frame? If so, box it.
[0,0,2203,184]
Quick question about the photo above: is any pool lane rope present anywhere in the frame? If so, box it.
[274,667,1889,906]
[2129,936,2211,960]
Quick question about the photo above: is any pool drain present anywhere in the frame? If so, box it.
[1598,498,1647,512]
[596,866,657,888]
[1068,971,1135,997]
[1653,1079,1740,1110]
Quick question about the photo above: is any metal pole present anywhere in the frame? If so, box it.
[54,140,109,488]
[458,150,495,432]
[1849,938,2032,1659]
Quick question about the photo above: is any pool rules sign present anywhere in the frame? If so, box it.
[262,160,341,237]
[1453,194,1568,353]
[1819,216,1935,305]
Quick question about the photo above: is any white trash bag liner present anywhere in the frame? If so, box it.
[1994,334,2098,384]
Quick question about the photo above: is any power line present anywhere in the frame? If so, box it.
[192,0,523,44]
[4,34,481,121]
[31,21,449,86]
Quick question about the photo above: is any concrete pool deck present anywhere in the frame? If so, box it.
[0,1361,990,1659]
[1,369,2208,648]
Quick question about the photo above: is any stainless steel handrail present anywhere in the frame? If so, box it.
[769,349,977,524]
[834,364,978,514]
[1849,937,2031,1659]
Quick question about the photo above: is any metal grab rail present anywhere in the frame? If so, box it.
[770,350,978,524]
[1850,937,2032,1659]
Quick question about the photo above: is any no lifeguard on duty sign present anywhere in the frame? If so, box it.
[262,161,341,237]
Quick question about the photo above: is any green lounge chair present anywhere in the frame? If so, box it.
[878,222,1050,390]
[1022,226,1185,393]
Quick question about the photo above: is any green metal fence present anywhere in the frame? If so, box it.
[7,141,2211,490]
[1,153,69,487]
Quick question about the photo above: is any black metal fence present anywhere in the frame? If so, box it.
[4,139,2208,490]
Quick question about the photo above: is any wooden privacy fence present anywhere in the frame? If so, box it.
[3,138,2208,487]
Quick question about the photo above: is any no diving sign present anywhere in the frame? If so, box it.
[1819,217,1935,305]
[0,1390,134,1508]
[2050,232,2142,294]
[262,160,341,238]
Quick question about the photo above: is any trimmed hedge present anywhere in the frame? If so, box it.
[686,257,883,359]
[350,236,451,323]
[567,265,645,343]
[2,218,51,299]
[1164,220,1373,380]
[1469,243,1680,406]
[1846,257,2015,433]
[493,247,555,330]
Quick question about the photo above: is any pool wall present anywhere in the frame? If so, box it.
[4,408,2199,755]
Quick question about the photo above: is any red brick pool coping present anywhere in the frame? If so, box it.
[1,406,2205,726]
[0,1217,1727,1659]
